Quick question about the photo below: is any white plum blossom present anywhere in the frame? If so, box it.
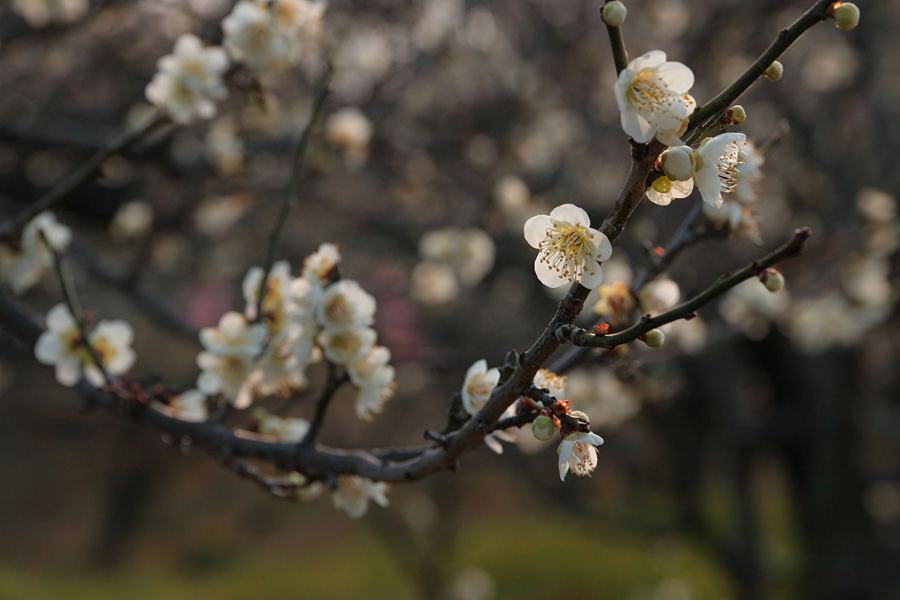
[317,326,378,365]
[332,475,389,518]
[461,359,500,415]
[646,175,694,207]
[253,324,313,397]
[34,304,136,387]
[523,204,613,289]
[614,50,696,146]
[557,431,605,481]
[196,311,267,408]
[348,346,396,421]
[169,389,209,422]
[0,211,71,294]
[419,227,496,287]
[223,0,324,72]
[326,108,374,166]
[302,243,342,286]
[315,280,376,331]
[728,140,764,205]
[145,34,229,125]
[243,260,293,333]
[694,133,748,208]
[257,412,311,443]
[533,368,567,401]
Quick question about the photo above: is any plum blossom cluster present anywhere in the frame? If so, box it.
[192,244,396,421]
[223,0,325,73]
[461,360,605,479]
[0,211,71,294]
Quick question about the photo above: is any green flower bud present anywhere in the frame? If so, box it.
[602,1,628,27]
[651,176,673,194]
[730,105,747,124]
[833,3,860,30]
[643,329,665,348]
[765,61,784,82]
[762,268,785,293]
[531,415,555,441]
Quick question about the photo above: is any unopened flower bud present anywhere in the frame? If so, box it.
[602,1,628,27]
[659,145,696,181]
[765,61,784,82]
[761,268,785,293]
[643,328,665,348]
[651,175,673,194]
[832,3,860,30]
[730,105,747,124]
[532,415,555,441]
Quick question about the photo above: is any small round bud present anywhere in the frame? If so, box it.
[761,268,785,293]
[643,329,665,348]
[531,415,556,441]
[602,1,628,27]
[651,175,673,194]
[832,3,860,30]
[659,145,696,181]
[764,61,784,82]
[730,105,747,124]
[568,410,589,422]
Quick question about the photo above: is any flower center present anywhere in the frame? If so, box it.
[627,70,673,113]
[538,222,596,281]
[569,442,597,476]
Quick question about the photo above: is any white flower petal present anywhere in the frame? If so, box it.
[523,214,553,248]
[548,203,590,227]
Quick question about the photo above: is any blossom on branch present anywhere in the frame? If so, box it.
[145,34,229,125]
[695,133,748,208]
[34,304,136,387]
[557,431,604,481]
[461,359,500,415]
[332,475,389,518]
[523,204,612,289]
[348,346,396,421]
[223,0,324,72]
[614,50,696,146]
[196,312,267,408]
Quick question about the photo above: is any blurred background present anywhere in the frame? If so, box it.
[1,0,899,598]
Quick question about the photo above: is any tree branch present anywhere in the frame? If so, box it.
[0,111,169,243]
[557,228,811,350]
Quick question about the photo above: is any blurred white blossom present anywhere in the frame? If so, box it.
[332,475,389,518]
[35,304,135,387]
[0,211,71,294]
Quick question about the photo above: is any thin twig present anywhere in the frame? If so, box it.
[40,231,111,385]
[254,67,333,323]
[558,228,812,350]
[0,111,169,243]
[602,1,629,74]
[685,0,834,139]
[301,361,347,445]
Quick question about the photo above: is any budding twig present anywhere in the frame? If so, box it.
[254,65,333,323]
[563,228,812,350]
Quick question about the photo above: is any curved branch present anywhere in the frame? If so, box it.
[557,227,811,350]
